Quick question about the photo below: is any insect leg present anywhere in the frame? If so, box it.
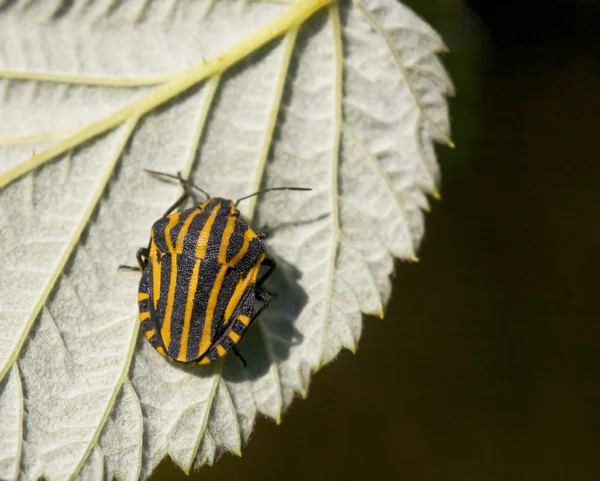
[175,172,204,205]
[136,247,150,270]
[249,289,271,325]
[145,169,211,200]
[163,191,190,217]
[256,231,268,240]
[231,345,248,368]
[118,245,149,271]
[257,258,275,288]
[118,265,141,272]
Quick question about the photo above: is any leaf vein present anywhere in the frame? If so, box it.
[342,125,416,256]
[353,0,453,147]
[317,3,343,369]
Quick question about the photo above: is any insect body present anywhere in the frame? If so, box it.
[128,172,309,366]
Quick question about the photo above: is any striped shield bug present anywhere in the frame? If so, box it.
[122,170,310,366]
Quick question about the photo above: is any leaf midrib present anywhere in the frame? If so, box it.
[0,0,336,190]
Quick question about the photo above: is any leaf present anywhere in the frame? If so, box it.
[0,0,453,479]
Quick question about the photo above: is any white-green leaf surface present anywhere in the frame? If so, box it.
[0,0,453,479]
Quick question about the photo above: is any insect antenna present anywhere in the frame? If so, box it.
[144,169,211,200]
[235,187,311,206]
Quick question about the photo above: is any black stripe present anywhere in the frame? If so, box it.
[239,288,255,319]
[180,198,226,259]
[207,349,220,362]
[167,206,196,250]
[140,267,165,351]
[207,285,255,352]
[180,207,210,258]
[139,264,151,293]
[225,220,248,263]
[211,268,238,341]
[148,333,164,349]
[232,319,247,335]
[167,254,196,359]
[220,336,233,351]
[140,318,154,332]
[154,254,172,335]
[145,261,158,324]
[186,259,219,361]
[151,216,170,254]
[187,209,231,356]
[235,238,265,274]
[204,205,229,262]
[138,299,149,313]
[138,266,151,313]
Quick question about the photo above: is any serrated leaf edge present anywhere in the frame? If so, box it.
[181,370,220,474]
[315,3,343,371]
[354,0,454,151]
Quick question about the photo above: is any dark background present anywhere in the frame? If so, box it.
[154,1,600,479]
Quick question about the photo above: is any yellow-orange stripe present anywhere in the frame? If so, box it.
[199,265,228,355]
[216,345,227,357]
[159,213,182,351]
[227,227,256,266]
[229,331,240,343]
[199,199,213,211]
[140,312,150,321]
[224,276,251,325]
[218,213,237,264]
[196,205,221,258]
[145,329,156,339]
[238,315,251,326]
[164,213,181,254]
[138,292,149,301]
[175,209,201,254]
[177,258,201,362]
[151,242,161,310]
[224,253,265,324]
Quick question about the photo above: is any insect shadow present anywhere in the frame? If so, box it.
[171,254,307,382]
[222,254,307,382]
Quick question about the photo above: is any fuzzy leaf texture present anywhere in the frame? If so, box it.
[0,0,453,479]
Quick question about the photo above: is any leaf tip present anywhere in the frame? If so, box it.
[276,415,282,425]
[446,138,456,149]
[433,190,442,201]
[236,450,243,458]
[410,256,420,263]
[378,310,385,319]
